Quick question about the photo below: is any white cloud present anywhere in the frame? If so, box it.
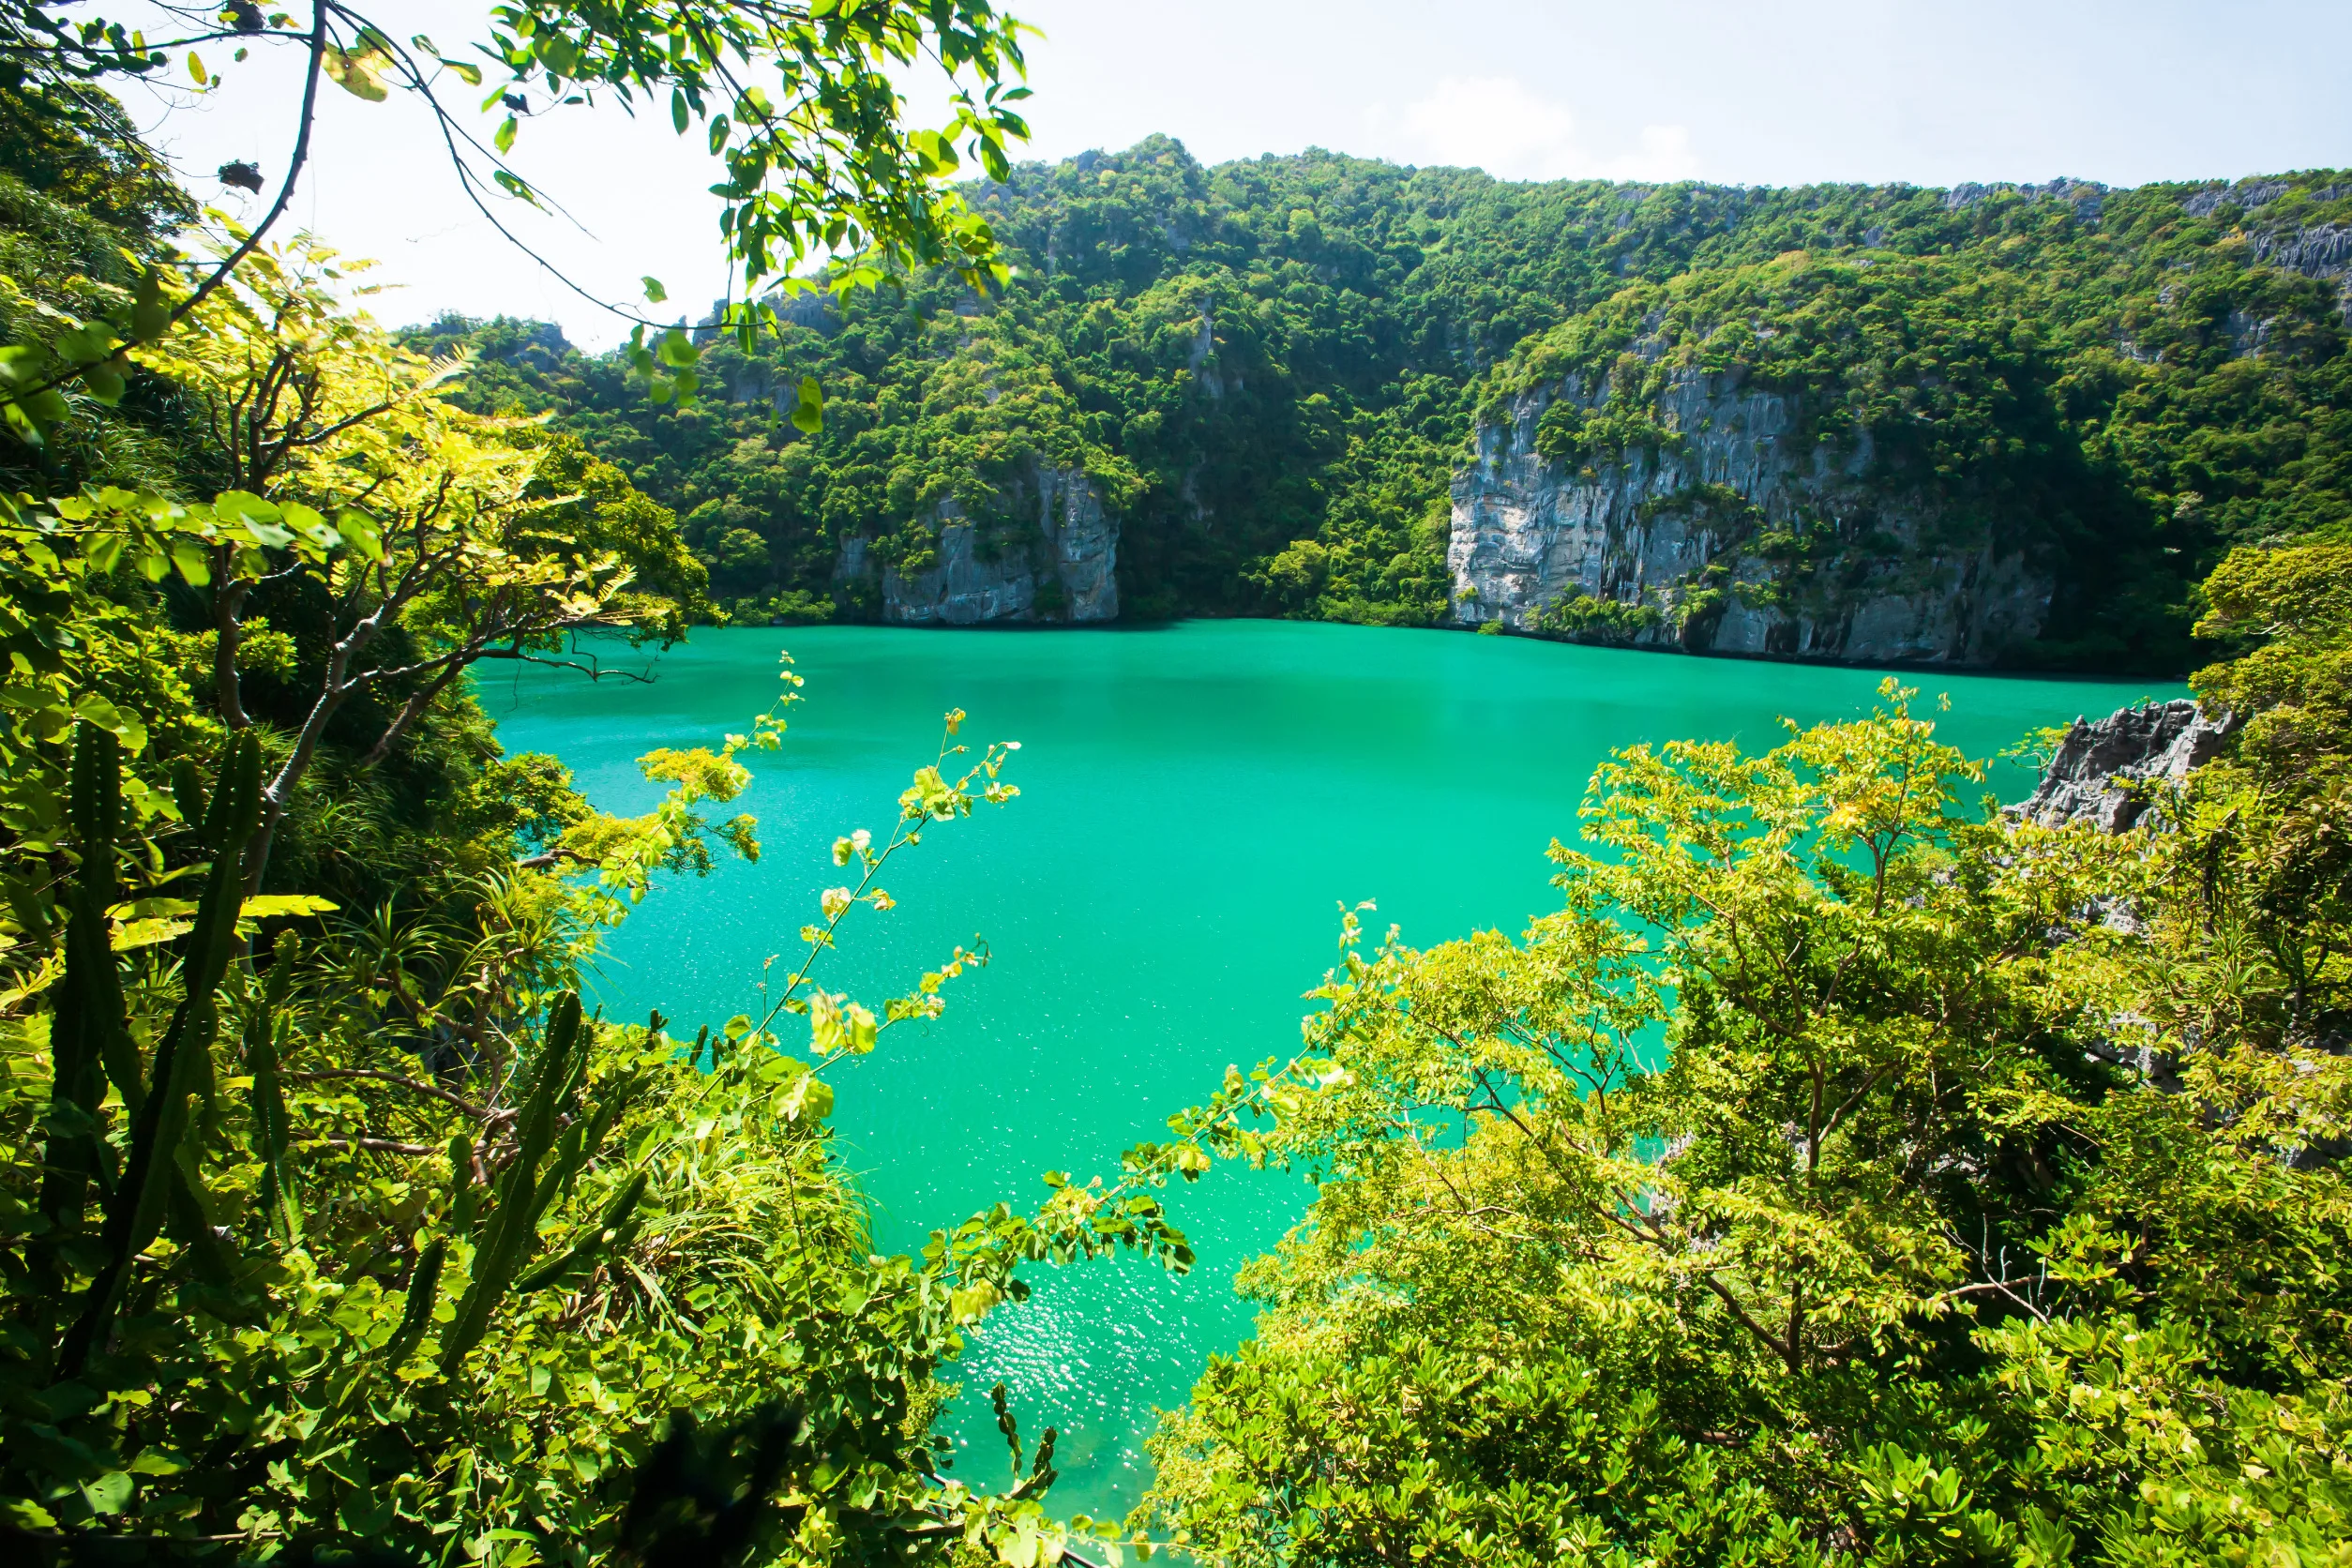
[1618,124,1703,182]
[1379,75,1700,183]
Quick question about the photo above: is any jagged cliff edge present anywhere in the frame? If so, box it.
[1446,372,2052,664]
[835,460,1120,626]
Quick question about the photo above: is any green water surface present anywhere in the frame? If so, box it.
[485,619,2176,1518]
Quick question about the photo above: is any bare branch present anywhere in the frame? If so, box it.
[173,4,330,327]
[282,1067,504,1123]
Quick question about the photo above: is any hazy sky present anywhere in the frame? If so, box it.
[124,0,2351,347]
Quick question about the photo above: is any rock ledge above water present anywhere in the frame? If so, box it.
[2014,699,2238,833]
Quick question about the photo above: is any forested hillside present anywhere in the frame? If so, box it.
[4,1,2351,1560]
[421,140,2351,671]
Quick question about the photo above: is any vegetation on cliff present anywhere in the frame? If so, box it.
[1138,546,2352,1563]
[427,147,2347,669]
[0,0,2346,1560]
[0,4,1197,1561]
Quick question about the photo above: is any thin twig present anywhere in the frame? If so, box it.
[282,1067,502,1122]
[306,1134,441,1157]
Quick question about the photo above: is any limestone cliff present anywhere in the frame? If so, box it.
[1447,373,2052,663]
[836,460,1119,625]
[2013,699,2239,833]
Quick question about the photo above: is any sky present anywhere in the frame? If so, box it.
[120,0,2352,349]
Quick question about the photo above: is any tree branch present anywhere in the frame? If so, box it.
[173,3,330,328]
[282,1067,504,1123]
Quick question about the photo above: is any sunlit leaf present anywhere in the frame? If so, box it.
[323,45,387,101]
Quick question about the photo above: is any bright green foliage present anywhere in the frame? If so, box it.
[465,0,1030,293]
[0,0,1032,431]
[1139,626,2352,1562]
[0,44,1218,1564]
[0,687,1145,1561]
[1487,203,2352,670]
[416,148,2346,665]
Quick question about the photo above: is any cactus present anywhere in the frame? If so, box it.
[244,933,303,1247]
[516,1170,650,1294]
[436,991,589,1372]
[56,732,261,1379]
[445,1131,481,1234]
[381,1237,448,1370]
[433,994,653,1369]
[39,724,127,1252]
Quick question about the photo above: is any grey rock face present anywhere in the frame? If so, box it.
[1447,374,2052,663]
[501,321,572,371]
[2252,221,2352,324]
[2013,699,2238,833]
[1942,178,2107,220]
[837,460,1119,625]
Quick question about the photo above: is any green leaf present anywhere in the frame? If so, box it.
[279,500,328,539]
[656,328,697,369]
[81,1470,133,1515]
[949,1279,1002,1322]
[2,1499,57,1530]
[641,276,668,305]
[232,508,294,548]
[167,538,209,586]
[339,1487,395,1535]
[791,375,823,435]
[782,1073,833,1123]
[323,45,387,102]
[495,114,519,155]
[671,87,688,134]
[335,508,383,561]
[237,894,339,921]
[535,32,579,76]
[211,488,278,523]
[187,51,205,84]
[71,695,146,753]
[130,271,171,341]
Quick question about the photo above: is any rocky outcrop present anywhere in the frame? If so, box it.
[2252,222,2352,324]
[836,460,1119,625]
[1943,178,2107,221]
[2179,177,2352,324]
[2013,699,2239,833]
[1447,373,2051,662]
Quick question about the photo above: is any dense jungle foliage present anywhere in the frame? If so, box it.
[1,0,2348,1562]
[419,143,2349,671]
[1138,541,2352,1566]
[0,2,1213,1562]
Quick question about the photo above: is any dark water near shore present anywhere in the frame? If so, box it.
[487,620,2176,1518]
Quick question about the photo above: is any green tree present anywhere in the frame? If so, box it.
[1138,602,2352,1563]
[0,6,1257,1561]
[408,147,2349,660]
[0,0,1032,439]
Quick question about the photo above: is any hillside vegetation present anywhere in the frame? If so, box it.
[424,141,2350,670]
[1,8,2349,1561]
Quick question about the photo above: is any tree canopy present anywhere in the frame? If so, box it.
[428,143,2349,670]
